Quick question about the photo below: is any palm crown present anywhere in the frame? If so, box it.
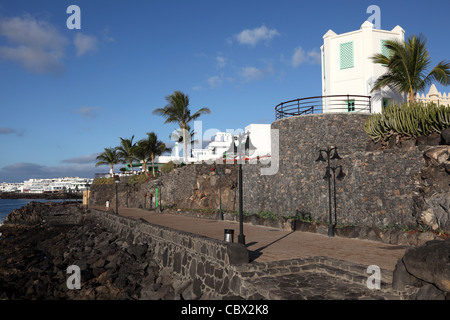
[153,91,210,163]
[371,34,450,103]
[95,147,120,175]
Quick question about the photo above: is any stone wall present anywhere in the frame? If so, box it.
[89,114,448,231]
[89,209,249,299]
[242,113,425,229]
[89,164,238,213]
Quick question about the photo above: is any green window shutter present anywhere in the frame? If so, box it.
[347,99,355,112]
[340,41,354,69]
[381,40,392,58]
[382,98,389,110]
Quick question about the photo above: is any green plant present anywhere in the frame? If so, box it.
[128,173,152,186]
[161,161,175,174]
[92,177,115,185]
[364,102,450,142]
[257,210,278,220]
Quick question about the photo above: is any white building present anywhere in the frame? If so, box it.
[154,124,272,165]
[20,177,93,193]
[417,84,450,107]
[321,21,406,113]
[0,182,23,192]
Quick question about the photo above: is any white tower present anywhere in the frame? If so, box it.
[321,21,406,113]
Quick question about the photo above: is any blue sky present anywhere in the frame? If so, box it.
[0,0,449,182]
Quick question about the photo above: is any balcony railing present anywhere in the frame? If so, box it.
[275,95,372,120]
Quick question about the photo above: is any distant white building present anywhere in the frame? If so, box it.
[20,177,93,193]
[321,21,406,113]
[416,84,450,107]
[154,124,272,165]
[0,182,22,192]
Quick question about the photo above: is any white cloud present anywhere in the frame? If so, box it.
[307,49,321,64]
[235,25,280,46]
[74,33,98,57]
[207,75,222,88]
[0,15,68,74]
[291,46,321,67]
[240,63,274,82]
[71,107,100,119]
[216,55,227,68]
[62,153,100,164]
[292,46,306,67]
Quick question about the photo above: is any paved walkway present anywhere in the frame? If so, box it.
[91,206,407,272]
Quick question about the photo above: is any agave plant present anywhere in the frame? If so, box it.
[364,102,450,142]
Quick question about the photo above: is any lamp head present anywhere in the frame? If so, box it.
[323,168,331,180]
[315,152,326,162]
[331,148,342,160]
[336,166,346,180]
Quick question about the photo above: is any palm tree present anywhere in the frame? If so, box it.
[371,34,450,103]
[133,140,150,174]
[95,147,120,176]
[153,91,210,164]
[115,135,137,173]
[170,123,198,157]
[142,132,170,177]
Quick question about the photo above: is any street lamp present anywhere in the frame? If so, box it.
[215,167,224,220]
[226,132,257,245]
[155,181,163,213]
[315,146,344,237]
[114,175,120,215]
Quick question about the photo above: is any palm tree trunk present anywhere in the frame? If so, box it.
[110,164,114,176]
[182,123,188,164]
[152,154,155,177]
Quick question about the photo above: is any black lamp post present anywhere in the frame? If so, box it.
[226,132,257,245]
[114,175,120,215]
[216,167,224,220]
[315,146,344,237]
[156,181,163,213]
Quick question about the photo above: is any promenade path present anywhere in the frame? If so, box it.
[89,206,414,299]
[91,206,407,271]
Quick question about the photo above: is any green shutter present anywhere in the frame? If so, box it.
[340,42,354,69]
[381,40,391,58]
[347,100,355,112]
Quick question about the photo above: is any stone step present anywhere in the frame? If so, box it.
[234,256,407,299]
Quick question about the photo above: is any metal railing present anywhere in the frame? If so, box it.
[275,95,371,120]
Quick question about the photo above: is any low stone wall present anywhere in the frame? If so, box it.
[89,209,249,299]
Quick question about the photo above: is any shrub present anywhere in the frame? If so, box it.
[161,161,175,174]
[128,172,151,186]
[92,177,115,185]
[364,102,450,142]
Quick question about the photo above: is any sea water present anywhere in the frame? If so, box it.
[0,198,73,225]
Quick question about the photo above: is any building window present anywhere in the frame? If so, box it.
[340,41,354,69]
[347,99,355,112]
[381,40,392,58]
[382,98,389,110]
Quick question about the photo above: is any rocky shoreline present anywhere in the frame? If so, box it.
[0,192,82,200]
[0,202,182,300]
